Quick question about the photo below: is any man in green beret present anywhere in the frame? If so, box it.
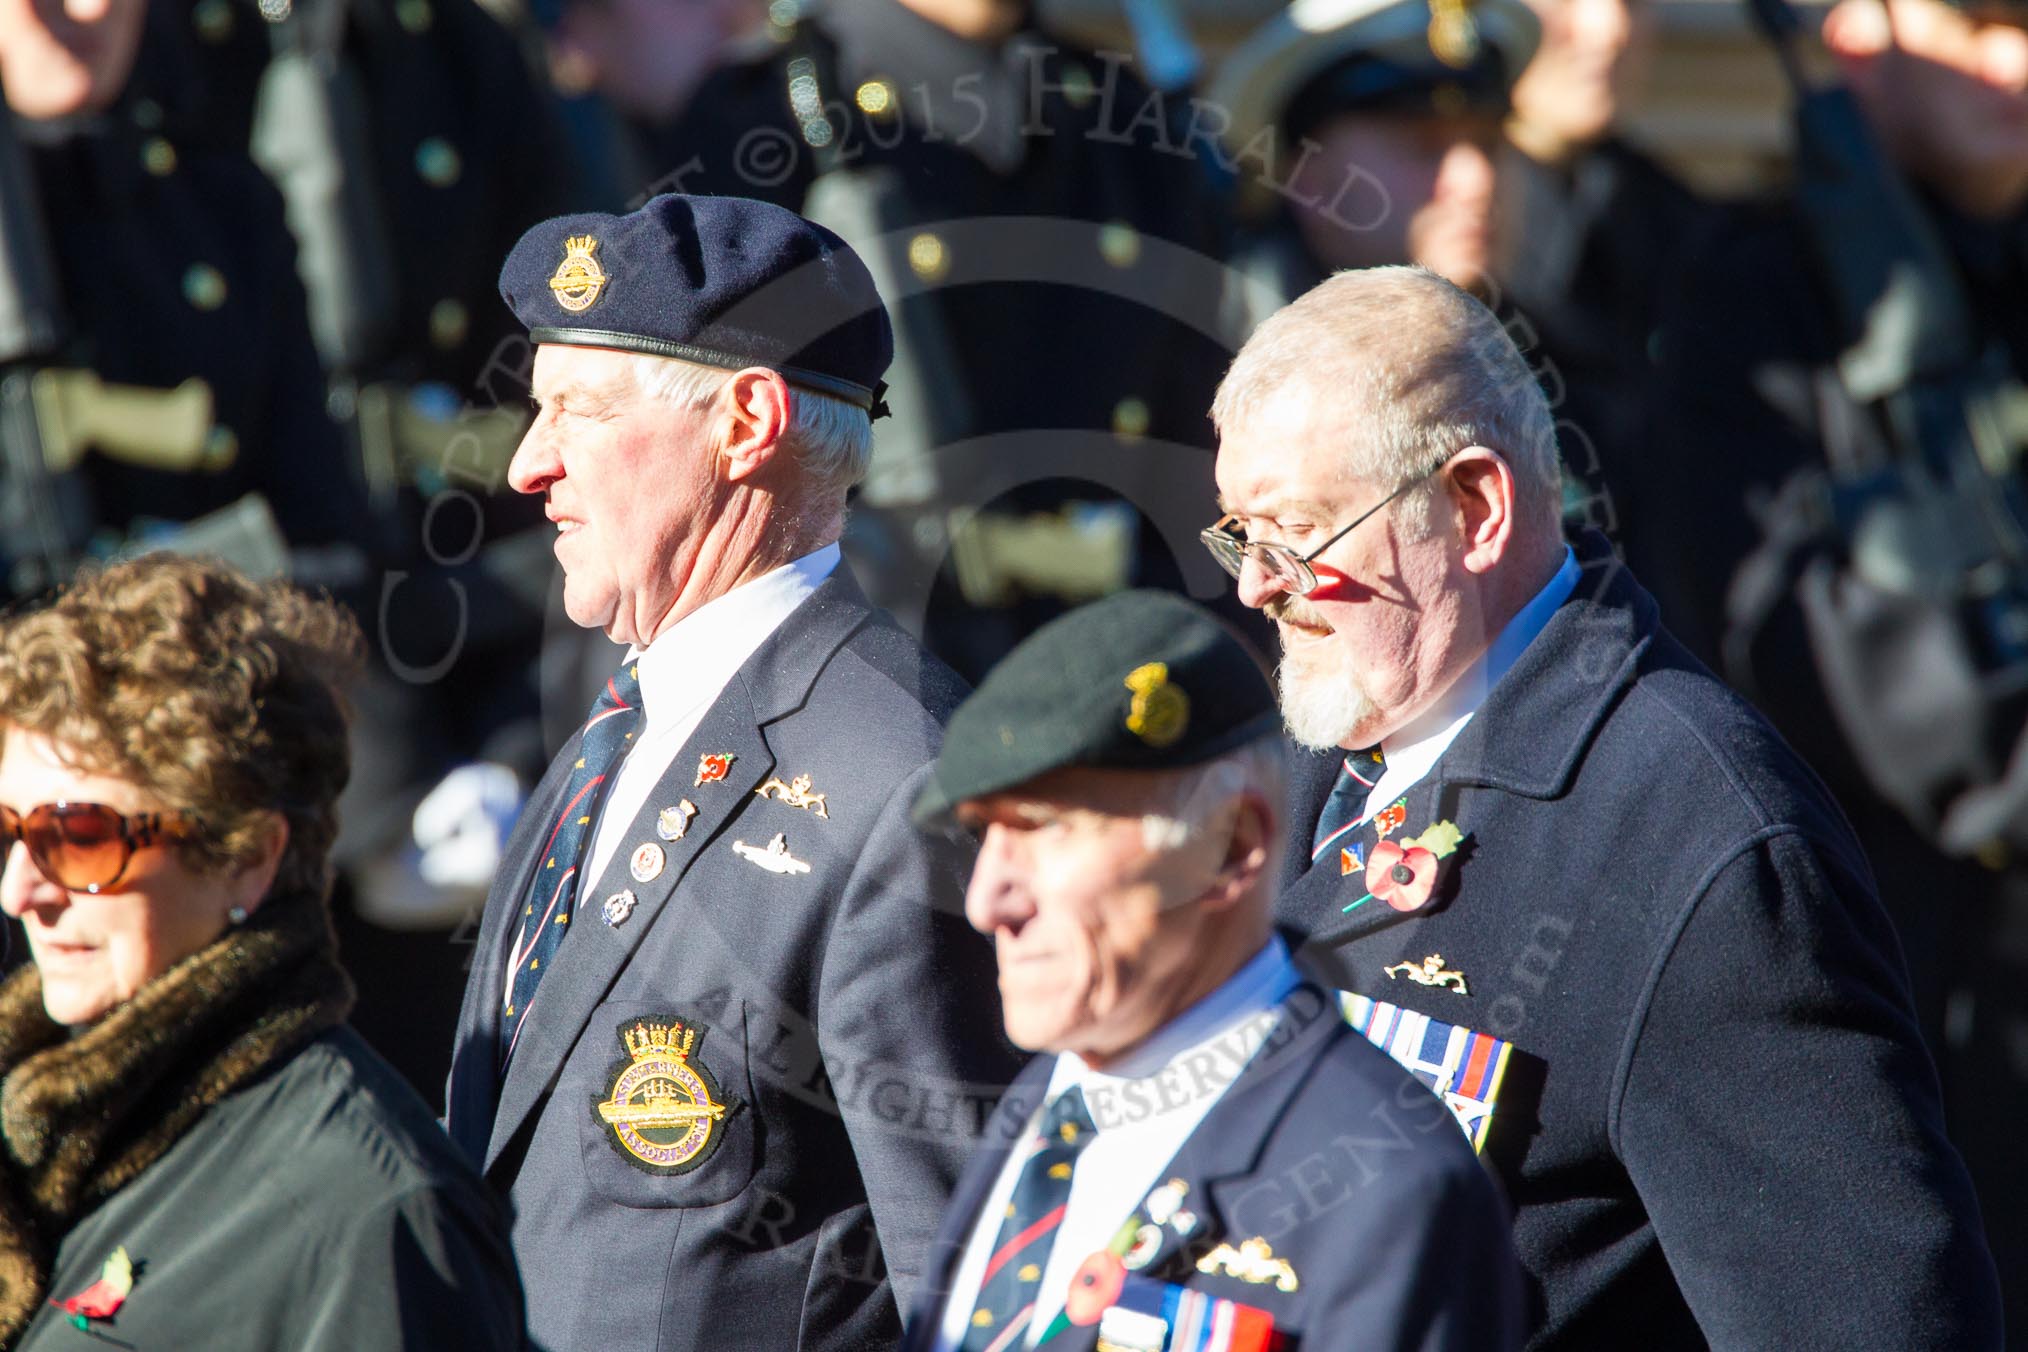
[902,590,1523,1352]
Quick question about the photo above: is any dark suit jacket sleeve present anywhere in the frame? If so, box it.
[1612,830,2002,1349]
[817,761,1017,1312]
[1305,1153,1524,1352]
[289,1181,525,1350]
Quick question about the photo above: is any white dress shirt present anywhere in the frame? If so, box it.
[934,939,1302,1350]
[1359,544,1580,815]
[583,544,839,886]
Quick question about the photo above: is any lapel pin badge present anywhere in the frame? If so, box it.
[1196,1237,1299,1292]
[602,889,639,926]
[55,1245,135,1332]
[694,753,735,787]
[657,800,697,841]
[630,842,666,883]
[1143,1179,1189,1226]
[1384,953,1469,995]
[1345,818,1465,914]
[732,832,811,876]
[1122,1222,1163,1270]
[755,772,829,818]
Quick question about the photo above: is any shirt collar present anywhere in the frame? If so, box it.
[631,543,840,730]
[1048,937,1299,1108]
[1379,543,1581,774]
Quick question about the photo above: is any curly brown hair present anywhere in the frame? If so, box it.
[0,555,364,900]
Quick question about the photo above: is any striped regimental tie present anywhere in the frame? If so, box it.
[1311,746,1387,865]
[960,1086,1098,1352]
[500,660,643,1065]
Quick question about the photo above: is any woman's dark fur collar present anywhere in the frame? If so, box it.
[0,890,352,1344]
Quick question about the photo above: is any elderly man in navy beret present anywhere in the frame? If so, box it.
[443,193,1018,1351]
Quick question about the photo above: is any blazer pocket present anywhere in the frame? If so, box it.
[573,998,760,1209]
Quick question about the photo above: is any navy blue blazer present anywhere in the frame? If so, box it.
[1276,531,2003,1349]
[445,568,1019,1351]
[901,978,1525,1352]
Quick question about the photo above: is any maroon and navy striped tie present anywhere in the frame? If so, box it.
[960,1087,1097,1351]
[500,661,643,1064]
[1311,746,1386,865]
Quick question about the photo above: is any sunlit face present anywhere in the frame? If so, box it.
[0,0,148,120]
[1289,111,1503,290]
[508,345,723,647]
[0,728,235,1025]
[1214,386,1481,750]
[1825,0,2028,217]
[1509,0,1655,151]
[959,769,1230,1063]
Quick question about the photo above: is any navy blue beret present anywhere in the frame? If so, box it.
[499,194,894,413]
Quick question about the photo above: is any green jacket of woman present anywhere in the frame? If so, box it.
[0,890,524,1350]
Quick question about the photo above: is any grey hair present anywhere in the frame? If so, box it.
[1211,266,1562,539]
[1138,735,1288,865]
[629,354,874,505]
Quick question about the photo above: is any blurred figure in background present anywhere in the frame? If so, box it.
[0,0,368,596]
[547,0,763,173]
[1210,0,1540,325]
[131,0,601,1097]
[0,556,521,1349]
[1495,0,1711,530]
[661,0,1239,682]
[1644,0,2028,1310]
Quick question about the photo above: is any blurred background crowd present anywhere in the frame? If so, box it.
[3,0,2026,1326]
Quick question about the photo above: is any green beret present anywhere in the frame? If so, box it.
[912,591,1281,826]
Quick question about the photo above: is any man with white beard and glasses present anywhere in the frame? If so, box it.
[1203,264,2003,1348]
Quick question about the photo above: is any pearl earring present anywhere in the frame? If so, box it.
[227,906,248,927]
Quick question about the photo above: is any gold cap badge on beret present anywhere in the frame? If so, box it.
[1124,662,1188,749]
[1428,0,1482,68]
[549,235,608,314]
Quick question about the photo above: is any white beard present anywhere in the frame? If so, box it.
[1278,644,1375,751]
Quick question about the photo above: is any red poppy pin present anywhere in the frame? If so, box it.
[54,1247,134,1330]
[693,753,735,787]
[1065,1250,1127,1326]
[1343,820,1465,914]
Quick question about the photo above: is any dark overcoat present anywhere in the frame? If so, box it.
[1276,531,2003,1349]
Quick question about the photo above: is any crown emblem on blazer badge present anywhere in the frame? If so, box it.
[594,1018,739,1174]
[548,235,608,313]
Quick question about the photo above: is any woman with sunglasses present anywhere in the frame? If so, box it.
[0,556,522,1349]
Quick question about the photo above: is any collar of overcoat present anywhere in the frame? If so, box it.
[1276,530,1657,949]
